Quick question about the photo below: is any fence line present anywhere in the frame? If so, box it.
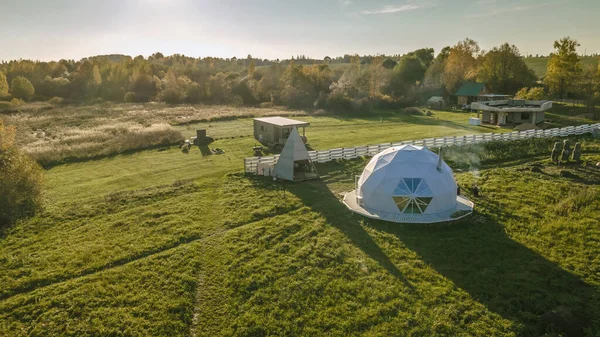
[244,123,600,174]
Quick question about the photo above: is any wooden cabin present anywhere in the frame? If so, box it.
[455,82,488,105]
[253,117,310,145]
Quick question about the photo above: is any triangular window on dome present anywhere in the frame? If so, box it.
[403,178,422,193]
[393,196,411,212]
[393,180,411,195]
[415,197,433,213]
[404,199,421,214]
[415,180,433,196]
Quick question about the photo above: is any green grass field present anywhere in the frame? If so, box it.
[1,104,600,336]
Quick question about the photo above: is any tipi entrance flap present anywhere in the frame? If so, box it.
[273,127,318,181]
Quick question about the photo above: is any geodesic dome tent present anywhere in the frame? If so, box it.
[343,144,473,223]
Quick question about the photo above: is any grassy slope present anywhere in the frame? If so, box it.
[1,106,600,336]
[524,56,599,79]
[2,152,600,336]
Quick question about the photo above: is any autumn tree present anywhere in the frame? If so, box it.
[576,65,600,114]
[443,38,480,95]
[247,59,256,79]
[10,76,35,100]
[478,43,536,94]
[382,58,398,70]
[391,55,426,92]
[544,37,582,99]
[0,72,9,98]
[158,69,186,104]
[515,87,545,100]
[0,120,43,226]
[423,46,450,90]
[406,48,435,69]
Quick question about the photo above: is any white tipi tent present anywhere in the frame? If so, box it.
[273,127,318,181]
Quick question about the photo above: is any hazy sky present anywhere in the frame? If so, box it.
[0,0,598,61]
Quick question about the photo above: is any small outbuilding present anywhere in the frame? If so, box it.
[427,96,445,110]
[253,117,309,145]
[343,145,473,223]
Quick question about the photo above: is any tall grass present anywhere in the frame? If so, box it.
[2,103,306,166]
[25,123,183,166]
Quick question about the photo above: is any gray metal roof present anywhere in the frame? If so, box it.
[427,96,444,102]
[253,116,310,127]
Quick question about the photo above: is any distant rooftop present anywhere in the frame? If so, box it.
[471,100,552,113]
[253,116,310,127]
[455,82,486,96]
[479,94,511,98]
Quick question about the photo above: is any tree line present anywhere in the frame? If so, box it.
[1,37,599,113]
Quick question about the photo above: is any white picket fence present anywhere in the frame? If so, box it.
[244,123,600,174]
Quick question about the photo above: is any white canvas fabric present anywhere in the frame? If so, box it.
[273,127,311,181]
[357,145,457,215]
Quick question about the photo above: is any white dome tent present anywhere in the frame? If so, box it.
[343,144,473,223]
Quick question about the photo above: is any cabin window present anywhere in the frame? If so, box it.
[521,112,530,120]
[260,125,266,132]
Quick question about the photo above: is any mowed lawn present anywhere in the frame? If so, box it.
[176,110,499,150]
[1,109,600,336]
[45,110,498,203]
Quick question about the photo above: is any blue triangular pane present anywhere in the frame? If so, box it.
[403,178,413,192]
[412,178,422,192]
[415,180,433,196]
[394,180,411,195]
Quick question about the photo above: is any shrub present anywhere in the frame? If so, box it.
[10,76,35,101]
[124,92,137,103]
[552,187,598,216]
[403,107,423,115]
[159,87,185,104]
[10,98,25,106]
[0,120,43,226]
[259,102,274,108]
[48,96,64,105]
[0,71,8,97]
[0,101,12,111]
[186,82,205,103]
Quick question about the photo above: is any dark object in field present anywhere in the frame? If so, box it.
[560,140,571,163]
[253,145,264,156]
[530,166,543,173]
[571,142,581,162]
[457,185,461,195]
[551,142,562,164]
[212,148,224,155]
[539,306,585,337]
[559,170,574,178]
[194,129,214,146]
[471,184,480,197]
[196,129,206,144]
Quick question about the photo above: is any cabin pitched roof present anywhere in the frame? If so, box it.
[455,82,486,97]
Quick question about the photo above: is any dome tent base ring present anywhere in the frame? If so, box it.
[343,190,474,224]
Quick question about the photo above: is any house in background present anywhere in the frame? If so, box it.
[427,96,445,110]
[455,82,488,105]
[470,100,552,126]
[253,116,310,145]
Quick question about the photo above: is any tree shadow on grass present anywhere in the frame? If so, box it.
[367,206,599,336]
[248,176,414,291]
[245,158,599,335]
